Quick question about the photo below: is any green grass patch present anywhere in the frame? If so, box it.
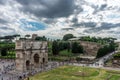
[48,56,69,61]
[30,66,120,80]
[59,50,73,56]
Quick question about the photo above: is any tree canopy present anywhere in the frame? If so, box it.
[71,42,83,54]
[1,48,8,56]
[63,34,75,41]
[96,42,116,58]
[35,36,47,41]
[80,36,117,45]
[52,41,59,55]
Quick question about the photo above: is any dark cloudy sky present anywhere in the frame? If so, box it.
[0,0,120,39]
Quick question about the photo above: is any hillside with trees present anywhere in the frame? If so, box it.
[96,42,116,58]
[52,41,83,56]
[62,34,117,45]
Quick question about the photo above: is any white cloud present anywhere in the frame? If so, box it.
[0,0,120,40]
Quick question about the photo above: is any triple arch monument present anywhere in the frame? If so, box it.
[15,40,48,72]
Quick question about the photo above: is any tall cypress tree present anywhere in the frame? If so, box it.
[52,41,59,55]
[1,48,7,56]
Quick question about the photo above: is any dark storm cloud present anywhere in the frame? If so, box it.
[84,22,120,33]
[91,4,107,14]
[0,0,12,5]
[0,18,8,24]
[108,31,120,34]
[0,26,14,31]
[100,4,107,10]
[43,18,57,24]
[61,28,74,31]
[72,21,97,28]
[71,17,78,23]
[16,0,75,18]
[101,23,120,29]
[0,0,4,4]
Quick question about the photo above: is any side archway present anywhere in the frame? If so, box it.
[34,53,39,63]
[26,60,30,70]
[42,58,45,64]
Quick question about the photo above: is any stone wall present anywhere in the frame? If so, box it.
[80,41,102,56]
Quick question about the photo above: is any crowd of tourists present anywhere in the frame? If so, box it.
[0,59,16,80]
[0,59,104,80]
[0,59,66,80]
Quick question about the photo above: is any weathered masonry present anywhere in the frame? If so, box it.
[15,40,48,72]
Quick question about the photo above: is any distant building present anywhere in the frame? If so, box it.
[15,40,48,72]
[32,34,38,40]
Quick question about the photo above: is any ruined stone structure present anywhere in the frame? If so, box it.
[15,40,48,72]
[115,42,120,51]
[80,41,102,56]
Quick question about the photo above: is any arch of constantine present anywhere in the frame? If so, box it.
[15,40,48,72]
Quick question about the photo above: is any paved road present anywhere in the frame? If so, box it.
[93,51,118,67]
[67,50,120,72]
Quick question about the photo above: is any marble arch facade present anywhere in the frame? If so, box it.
[15,40,48,72]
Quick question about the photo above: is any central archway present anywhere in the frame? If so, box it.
[34,53,39,63]
[26,60,30,70]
